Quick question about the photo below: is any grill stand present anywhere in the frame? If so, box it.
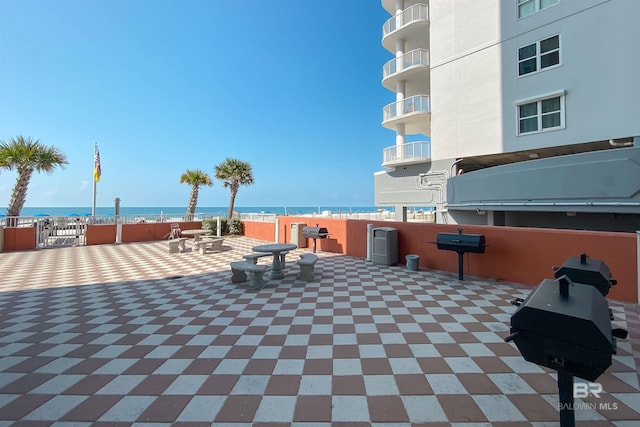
[311,238,318,254]
[456,252,464,280]
[558,371,576,427]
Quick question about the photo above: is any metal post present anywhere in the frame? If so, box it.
[558,371,575,427]
[366,224,373,262]
[275,218,279,243]
[114,198,122,245]
[216,216,221,237]
[457,252,464,280]
[636,231,640,305]
[92,144,98,217]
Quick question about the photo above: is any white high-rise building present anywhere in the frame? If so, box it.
[374,0,640,231]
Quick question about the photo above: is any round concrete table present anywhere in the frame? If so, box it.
[181,229,212,243]
[252,243,297,280]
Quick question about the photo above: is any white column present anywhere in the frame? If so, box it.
[396,123,406,160]
[396,80,405,114]
[396,124,405,146]
[396,77,406,160]
[395,0,404,39]
[396,39,405,73]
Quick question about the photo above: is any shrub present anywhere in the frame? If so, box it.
[202,217,228,234]
[228,217,243,235]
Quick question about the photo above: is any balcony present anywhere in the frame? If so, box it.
[382,95,431,134]
[382,3,429,53]
[382,48,430,93]
[382,141,431,168]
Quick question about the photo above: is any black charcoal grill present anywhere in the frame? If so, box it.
[554,253,617,296]
[302,225,329,253]
[435,228,485,280]
[506,272,627,427]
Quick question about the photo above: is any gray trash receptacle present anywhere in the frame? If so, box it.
[371,227,398,266]
[290,222,307,248]
[406,254,419,271]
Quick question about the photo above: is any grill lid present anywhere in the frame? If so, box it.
[436,232,485,253]
[554,253,616,296]
[508,276,614,381]
[302,226,329,238]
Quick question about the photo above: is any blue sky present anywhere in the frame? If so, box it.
[0,0,394,209]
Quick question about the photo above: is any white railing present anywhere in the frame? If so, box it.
[383,49,430,79]
[236,212,277,223]
[383,141,431,165]
[383,95,430,122]
[382,3,429,37]
[0,213,224,227]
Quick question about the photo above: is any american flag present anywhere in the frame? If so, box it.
[93,147,101,182]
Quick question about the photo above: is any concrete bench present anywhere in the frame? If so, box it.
[242,252,273,264]
[168,237,188,253]
[243,251,290,267]
[230,261,268,290]
[194,237,224,255]
[297,253,319,281]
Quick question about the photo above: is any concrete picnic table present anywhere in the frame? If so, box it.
[181,229,212,243]
[252,243,297,280]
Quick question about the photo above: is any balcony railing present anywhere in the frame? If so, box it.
[382,3,429,37]
[383,49,430,79]
[383,141,431,166]
[383,95,430,122]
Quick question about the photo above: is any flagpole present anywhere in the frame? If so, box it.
[92,143,97,217]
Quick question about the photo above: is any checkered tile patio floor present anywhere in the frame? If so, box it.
[0,236,638,426]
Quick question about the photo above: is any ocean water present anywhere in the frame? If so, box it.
[14,206,389,218]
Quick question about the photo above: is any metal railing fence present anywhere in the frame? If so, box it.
[383,95,431,122]
[382,3,429,37]
[383,49,430,79]
[383,141,431,165]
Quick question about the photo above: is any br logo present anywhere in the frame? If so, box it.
[573,382,603,398]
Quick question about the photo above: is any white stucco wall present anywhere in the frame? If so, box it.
[429,0,503,161]
[429,0,640,160]
[501,0,640,152]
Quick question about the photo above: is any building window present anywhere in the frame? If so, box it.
[518,0,559,19]
[518,35,560,76]
[517,95,564,135]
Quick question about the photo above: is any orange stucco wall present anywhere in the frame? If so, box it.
[4,216,638,303]
[259,217,637,303]
[86,221,203,245]
[243,221,276,242]
[342,221,636,303]
[86,225,117,245]
[275,217,349,253]
[2,227,36,252]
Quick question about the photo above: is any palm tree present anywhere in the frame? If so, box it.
[180,169,213,220]
[214,158,255,219]
[0,136,69,217]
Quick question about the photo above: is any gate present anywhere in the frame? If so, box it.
[35,216,86,248]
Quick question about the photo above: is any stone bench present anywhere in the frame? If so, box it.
[243,251,290,267]
[297,253,319,282]
[168,237,188,253]
[242,252,273,264]
[194,237,224,255]
[230,261,269,290]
